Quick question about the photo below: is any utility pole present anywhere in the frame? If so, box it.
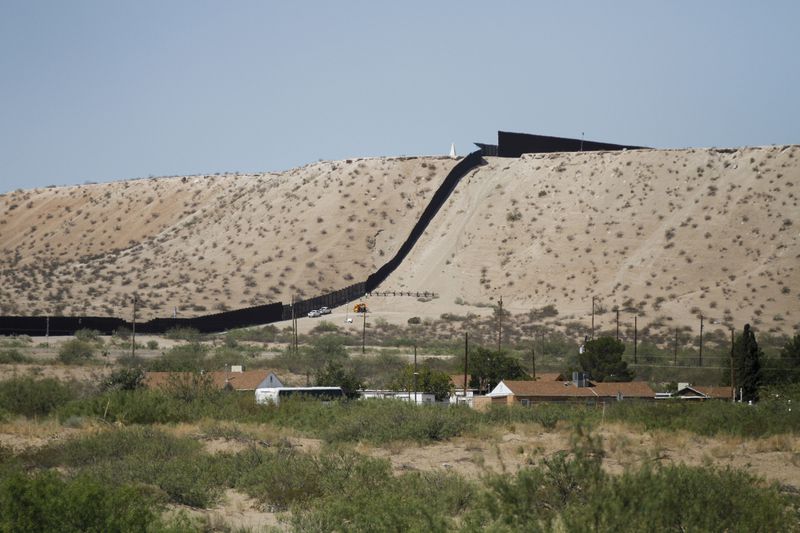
[497,296,503,351]
[531,344,536,380]
[463,332,469,403]
[699,314,704,367]
[361,308,367,354]
[131,294,137,358]
[591,296,596,340]
[730,326,736,402]
[413,344,418,405]
[615,308,619,340]
[674,328,678,365]
[290,295,296,357]
[633,314,638,364]
[540,332,545,359]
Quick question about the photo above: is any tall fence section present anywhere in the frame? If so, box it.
[0,152,485,336]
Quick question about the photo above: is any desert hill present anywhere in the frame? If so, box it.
[0,157,455,319]
[1,145,798,336]
[380,145,800,335]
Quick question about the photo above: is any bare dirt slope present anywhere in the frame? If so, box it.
[2,146,798,335]
[379,146,800,334]
[0,157,455,319]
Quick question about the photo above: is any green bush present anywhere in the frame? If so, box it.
[0,377,79,418]
[146,343,207,371]
[0,471,159,532]
[318,401,475,444]
[464,427,797,532]
[0,348,30,364]
[58,339,95,364]
[292,470,471,532]
[560,464,797,532]
[27,426,221,508]
[74,328,102,343]
[483,403,598,430]
[226,324,278,343]
[606,388,800,437]
[164,327,202,342]
[103,367,145,391]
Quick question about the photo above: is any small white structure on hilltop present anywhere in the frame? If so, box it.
[449,143,457,158]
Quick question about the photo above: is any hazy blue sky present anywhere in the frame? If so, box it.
[1,1,798,193]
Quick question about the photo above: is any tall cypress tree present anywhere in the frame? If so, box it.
[739,324,762,402]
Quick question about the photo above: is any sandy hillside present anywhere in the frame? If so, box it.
[2,146,798,336]
[378,146,800,335]
[0,157,455,319]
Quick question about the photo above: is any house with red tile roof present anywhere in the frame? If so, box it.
[482,377,654,407]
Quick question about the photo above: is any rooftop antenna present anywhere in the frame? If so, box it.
[449,142,457,159]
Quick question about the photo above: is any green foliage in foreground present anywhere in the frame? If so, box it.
[0,377,80,418]
[605,384,800,437]
[48,381,800,444]
[8,421,799,532]
[0,470,159,532]
[466,427,797,532]
[27,426,219,508]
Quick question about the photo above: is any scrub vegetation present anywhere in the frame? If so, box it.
[1,373,799,530]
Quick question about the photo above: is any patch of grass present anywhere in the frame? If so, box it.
[0,348,30,364]
[0,377,81,418]
[0,470,162,532]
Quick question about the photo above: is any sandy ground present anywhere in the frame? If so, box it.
[2,147,797,337]
[0,157,455,320]
[381,147,800,335]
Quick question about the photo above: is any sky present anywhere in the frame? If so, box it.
[1,0,798,193]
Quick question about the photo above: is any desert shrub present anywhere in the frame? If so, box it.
[465,427,796,532]
[605,387,800,437]
[58,387,254,425]
[318,401,475,444]
[146,340,158,349]
[58,389,184,424]
[164,326,202,342]
[102,367,145,391]
[482,403,597,430]
[292,469,471,533]
[227,324,279,343]
[0,377,78,417]
[408,316,421,325]
[206,346,247,370]
[146,343,207,371]
[112,326,131,340]
[58,339,95,364]
[311,320,340,334]
[27,426,220,508]
[74,328,101,342]
[0,348,30,364]
[0,471,160,532]
[560,464,796,532]
[116,353,146,368]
